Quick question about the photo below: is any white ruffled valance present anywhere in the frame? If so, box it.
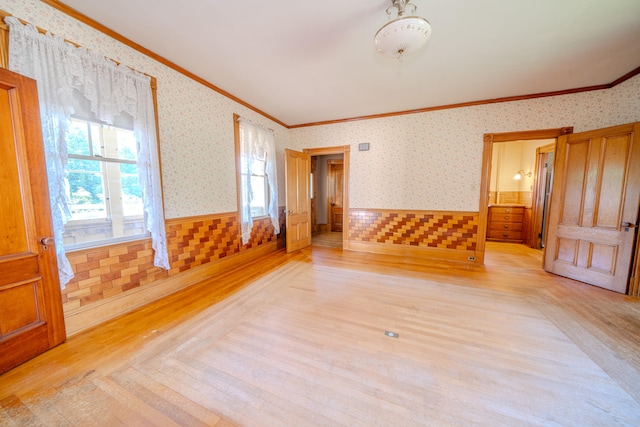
[6,17,169,288]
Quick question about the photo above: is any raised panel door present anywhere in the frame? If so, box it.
[0,68,66,374]
[285,149,311,253]
[544,123,640,293]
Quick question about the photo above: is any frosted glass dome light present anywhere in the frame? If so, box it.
[374,0,432,60]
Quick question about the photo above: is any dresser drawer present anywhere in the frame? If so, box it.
[488,230,523,240]
[489,221,523,231]
[489,213,523,223]
[490,206,524,215]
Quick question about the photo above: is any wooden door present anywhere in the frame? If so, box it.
[310,156,318,233]
[531,143,555,249]
[328,159,343,232]
[544,123,640,293]
[285,149,311,253]
[0,68,66,374]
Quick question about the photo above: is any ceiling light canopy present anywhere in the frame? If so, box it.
[374,0,432,60]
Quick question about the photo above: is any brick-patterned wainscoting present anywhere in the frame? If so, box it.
[347,209,480,264]
[62,212,280,335]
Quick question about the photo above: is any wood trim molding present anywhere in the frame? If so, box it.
[233,114,242,221]
[476,137,493,258]
[537,142,556,154]
[0,13,7,69]
[287,80,632,127]
[164,211,238,226]
[350,208,478,216]
[610,65,640,87]
[484,127,574,143]
[303,145,350,156]
[630,224,640,297]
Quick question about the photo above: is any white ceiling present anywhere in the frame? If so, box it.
[57,0,640,127]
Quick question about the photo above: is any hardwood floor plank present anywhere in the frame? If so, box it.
[192,350,345,426]
[107,369,214,427]
[191,341,378,426]
[0,395,44,427]
[94,376,184,426]
[12,389,70,427]
[220,328,457,426]
[144,359,284,426]
[49,378,125,426]
[124,366,227,425]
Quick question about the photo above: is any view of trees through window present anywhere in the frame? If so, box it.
[249,157,268,217]
[63,118,146,247]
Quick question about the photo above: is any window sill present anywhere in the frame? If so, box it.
[65,233,150,253]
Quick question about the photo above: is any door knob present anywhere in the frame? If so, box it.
[621,222,638,231]
[40,237,55,250]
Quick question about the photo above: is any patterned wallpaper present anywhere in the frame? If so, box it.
[1,0,639,217]
[289,76,640,211]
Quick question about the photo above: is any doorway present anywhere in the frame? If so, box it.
[478,127,573,263]
[487,138,556,247]
[304,146,350,250]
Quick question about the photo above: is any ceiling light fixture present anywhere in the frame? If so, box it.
[374,0,432,60]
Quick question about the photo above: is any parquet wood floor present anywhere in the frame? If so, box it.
[1,243,639,426]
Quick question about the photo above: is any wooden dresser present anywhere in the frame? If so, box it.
[487,205,524,243]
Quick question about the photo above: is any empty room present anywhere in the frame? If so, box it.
[1,0,640,425]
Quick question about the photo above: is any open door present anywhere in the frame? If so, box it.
[328,159,344,232]
[544,123,640,293]
[285,149,311,253]
[0,68,66,374]
[531,143,555,249]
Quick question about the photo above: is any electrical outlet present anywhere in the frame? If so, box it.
[468,256,476,261]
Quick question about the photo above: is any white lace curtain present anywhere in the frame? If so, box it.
[6,17,169,288]
[238,118,279,244]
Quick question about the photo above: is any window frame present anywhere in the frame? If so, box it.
[63,117,148,250]
[234,114,271,221]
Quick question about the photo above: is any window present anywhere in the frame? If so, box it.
[6,15,170,286]
[63,118,146,248]
[245,152,269,218]
[234,114,280,245]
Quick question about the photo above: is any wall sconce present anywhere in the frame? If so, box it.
[513,169,532,180]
